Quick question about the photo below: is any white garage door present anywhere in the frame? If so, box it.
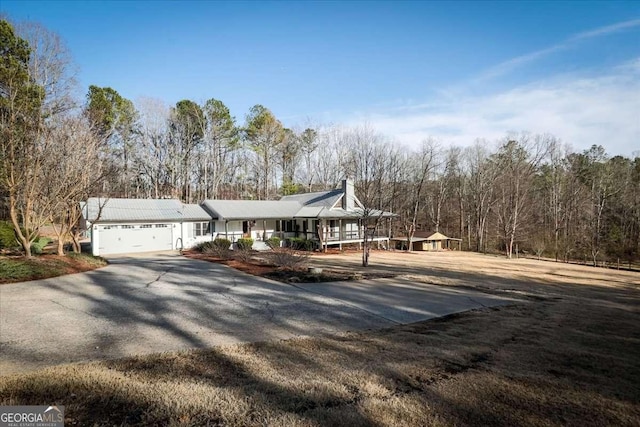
[98,224,173,255]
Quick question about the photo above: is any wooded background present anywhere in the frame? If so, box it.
[2,19,638,264]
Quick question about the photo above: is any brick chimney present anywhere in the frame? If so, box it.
[342,178,355,211]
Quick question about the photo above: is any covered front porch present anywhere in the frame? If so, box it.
[308,217,391,251]
[217,217,392,251]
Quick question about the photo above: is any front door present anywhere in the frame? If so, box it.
[242,221,251,237]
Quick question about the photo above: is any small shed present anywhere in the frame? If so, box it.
[415,232,462,251]
[392,231,462,251]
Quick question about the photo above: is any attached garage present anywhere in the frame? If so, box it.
[83,198,213,256]
[97,224,173,255]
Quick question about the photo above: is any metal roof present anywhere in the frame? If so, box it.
[84,198,211,223]
[280,189,343,208]
[201,200,396,221]
[201,200,302,220]
[293,206,324,218]
[84,186,396,223]
[318,208,396,219]
[181,204,214,221]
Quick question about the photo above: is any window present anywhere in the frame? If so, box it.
[155,224,169,228]
[140,224,152,229]
[121,225,134,229]
[194,222,211,237]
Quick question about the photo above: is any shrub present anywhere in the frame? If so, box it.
[266,236,281,249]
[196,239,232,259]
[0,221,18,249]
[236,238,254,251]
[195,241,212,252]
[286,237,315,251]
[30,237,51,255]
[212,238,232,250]
[267,247,309,270]
[233,248,253,263]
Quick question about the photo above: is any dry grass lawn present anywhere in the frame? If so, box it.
[1,251,639,426]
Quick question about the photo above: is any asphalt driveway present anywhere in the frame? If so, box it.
[0,253,518,375]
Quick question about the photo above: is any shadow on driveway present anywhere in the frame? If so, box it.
[0,252,518,374]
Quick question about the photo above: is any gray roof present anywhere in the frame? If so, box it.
[84,198,211,223]
[85,184,395,223]
[280,189,343,208]
[201,200,302,220]
[314,208,396,219]
[293,206,324,218]
[181,204,213,221]
[201,191,395,221]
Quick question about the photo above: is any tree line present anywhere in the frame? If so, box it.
[1,18,638,265]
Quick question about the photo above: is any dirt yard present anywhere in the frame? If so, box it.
[309,249,639,293]
[1,250,638,426]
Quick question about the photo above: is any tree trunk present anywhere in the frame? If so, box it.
[56,238,65,256]
[71,233,81,253]
[10,203,32,257]
[407,224,415,252]
[362,238,370,267]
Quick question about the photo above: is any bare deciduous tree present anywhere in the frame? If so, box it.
[399,139,436,251]
[1,19,76,256]
[493,133,549,259]
[464,140,497,253]
[342,124,399,266]
[44,115,105,255]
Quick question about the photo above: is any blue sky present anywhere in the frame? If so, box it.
[2,1,639,155]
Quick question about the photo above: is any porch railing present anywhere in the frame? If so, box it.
[325,230,388,241]
[267,230,389,242]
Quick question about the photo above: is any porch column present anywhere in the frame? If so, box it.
[339,219,343,250]
[92,225,99,256]
[323,219,328,253]
[262,220,266,240]
[225,220,228,240]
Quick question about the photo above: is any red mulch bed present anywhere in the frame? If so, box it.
[185,251,276,276]
[184,250,396,283]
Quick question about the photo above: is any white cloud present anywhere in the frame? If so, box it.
[347,60,640,156]
[336,19,640,156]
[571,18,640,41]
[475,18,640,83]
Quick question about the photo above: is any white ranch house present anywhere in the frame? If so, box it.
[83,180,394,256]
